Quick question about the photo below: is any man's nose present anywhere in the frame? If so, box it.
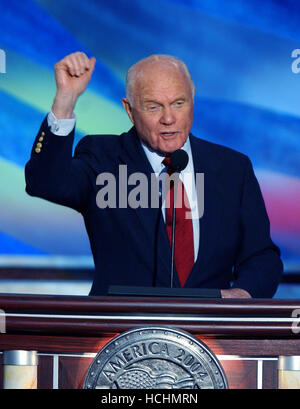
[160,107,175,125]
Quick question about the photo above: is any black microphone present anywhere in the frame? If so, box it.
[169,149,189,288]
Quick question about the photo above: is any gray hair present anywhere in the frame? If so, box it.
[125,54,195,105]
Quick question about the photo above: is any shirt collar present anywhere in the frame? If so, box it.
[141,137,192,175]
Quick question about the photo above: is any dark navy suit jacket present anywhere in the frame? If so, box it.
[25,118,283,297]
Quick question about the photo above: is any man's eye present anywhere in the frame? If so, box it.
[174,101,184,107]
[147,105,159,111]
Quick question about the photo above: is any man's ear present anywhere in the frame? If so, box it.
[122,98,134,124]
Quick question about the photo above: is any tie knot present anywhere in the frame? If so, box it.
[162,157,173,174]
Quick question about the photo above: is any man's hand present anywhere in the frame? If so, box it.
[51,52,96,119]
[220,288,252,298]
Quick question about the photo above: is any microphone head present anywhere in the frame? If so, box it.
[170,149,189,172]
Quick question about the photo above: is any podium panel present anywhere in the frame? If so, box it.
[0,294,300,389]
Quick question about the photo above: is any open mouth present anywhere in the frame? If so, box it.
[160,131,178,138]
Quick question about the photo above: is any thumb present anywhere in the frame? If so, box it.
[89,56,96,73]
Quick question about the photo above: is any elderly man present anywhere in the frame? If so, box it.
[25,52,283,298]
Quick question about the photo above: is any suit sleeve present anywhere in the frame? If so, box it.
[231,157,283,298]
[25,116,94,213]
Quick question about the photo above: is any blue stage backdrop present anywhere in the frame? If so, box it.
[0,1,299,293]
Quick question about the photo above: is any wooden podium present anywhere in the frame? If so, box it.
[0,293,299,389]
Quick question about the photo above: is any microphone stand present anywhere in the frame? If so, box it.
[170,173,179,288]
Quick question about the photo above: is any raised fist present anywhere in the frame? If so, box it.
[52,52,96,118]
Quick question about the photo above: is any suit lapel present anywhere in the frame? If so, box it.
[117,128,172,284]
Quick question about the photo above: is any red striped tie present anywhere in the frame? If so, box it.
[163,157,194,287]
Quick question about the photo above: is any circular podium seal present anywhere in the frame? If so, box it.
[84,327,228,389]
